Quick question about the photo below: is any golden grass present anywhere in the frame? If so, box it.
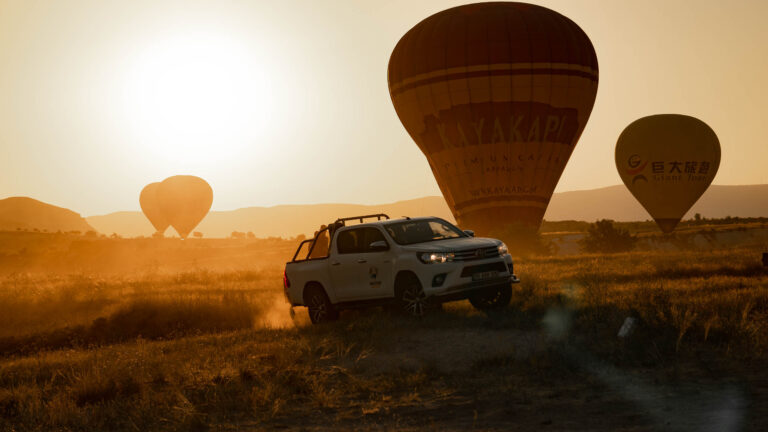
[0,269,290,341]
[0,241,767,430]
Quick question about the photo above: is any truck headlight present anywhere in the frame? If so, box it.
[418,252,454,264]
[498,243,509,256]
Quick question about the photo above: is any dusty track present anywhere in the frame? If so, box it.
[236,319,762,431]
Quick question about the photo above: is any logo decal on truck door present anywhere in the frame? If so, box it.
[369,266,381,288]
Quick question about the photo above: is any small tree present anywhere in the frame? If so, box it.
[193,231,203,239]
[231,231,246,239]
[247,231,256,239]
[579,219,637,253]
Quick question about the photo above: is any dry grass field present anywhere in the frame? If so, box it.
[0,231,767,431]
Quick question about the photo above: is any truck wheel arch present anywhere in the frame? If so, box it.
[303,282,327,304]
[394,270,421,298]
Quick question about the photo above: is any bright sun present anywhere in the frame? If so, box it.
[122,32,272,164]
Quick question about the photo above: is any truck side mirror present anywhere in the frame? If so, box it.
[463,230,475,237]
[369,240,389,252]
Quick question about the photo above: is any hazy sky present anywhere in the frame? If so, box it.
[1,0,766,215]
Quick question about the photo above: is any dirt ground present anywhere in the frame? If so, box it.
[234,315,765,432]
[2,235,767,431]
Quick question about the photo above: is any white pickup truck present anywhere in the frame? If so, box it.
[283,214,520,323]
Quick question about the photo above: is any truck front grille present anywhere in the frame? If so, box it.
[460,261,508,277]
[453,246,499,261]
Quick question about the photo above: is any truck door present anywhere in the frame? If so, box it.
[359,227,393,299]
[329,227,392,301]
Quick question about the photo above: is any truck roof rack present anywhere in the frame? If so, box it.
[333,213,390,226]
[291,214,391,262]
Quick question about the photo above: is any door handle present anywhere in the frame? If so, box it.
[356,259,367,264]
[331,261,341,266]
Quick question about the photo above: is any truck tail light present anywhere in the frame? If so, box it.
[283,270,291,289]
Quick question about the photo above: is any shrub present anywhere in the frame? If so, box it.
[579,219,637,253]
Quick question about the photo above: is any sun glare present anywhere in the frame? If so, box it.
[122,33,272,164]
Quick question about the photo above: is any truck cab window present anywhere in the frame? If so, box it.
[362,228,388,252]
[337,227,388,254]
[337,229,362,254]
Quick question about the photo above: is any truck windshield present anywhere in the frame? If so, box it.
[384,218,466,245]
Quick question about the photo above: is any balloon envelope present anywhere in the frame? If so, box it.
[139,182,170,234]
[157,175,213,239]
[615,114,720,233]
[388,2,598,235]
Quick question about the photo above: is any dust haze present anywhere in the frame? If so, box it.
[2,0,768,431]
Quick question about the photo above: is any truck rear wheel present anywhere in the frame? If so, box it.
[305,285,338,324]
[469,284,512,311]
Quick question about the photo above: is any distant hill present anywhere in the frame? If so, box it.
[86,184,768,238]
[85,211,157,238]
[0,197,94,233]
[544,184,768,222]
[87,197,454,238]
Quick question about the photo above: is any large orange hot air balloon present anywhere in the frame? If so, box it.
[157,175,213,239]
[388,2,598,236]
[616,114,720,233]
[139,182,170,235]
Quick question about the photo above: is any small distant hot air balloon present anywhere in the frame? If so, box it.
[157,175,213,239]
[616,114,721,233]
[139,182,170,235]
[388,2,599,236]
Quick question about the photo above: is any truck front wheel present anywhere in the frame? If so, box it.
[396,273,431,317]
[305,285,339,324]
